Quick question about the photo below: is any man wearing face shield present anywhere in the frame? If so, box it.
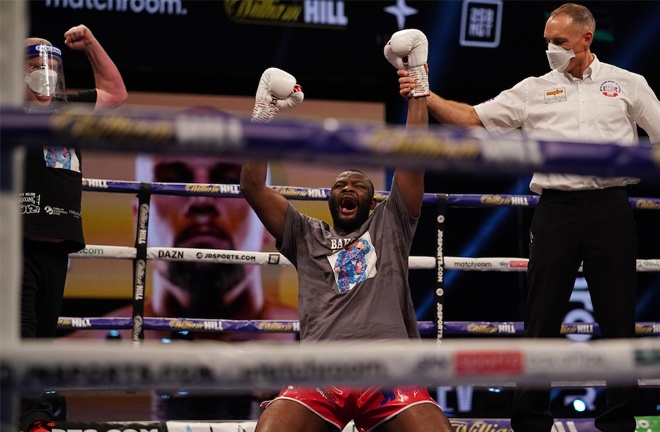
[24,43,67,106]
[20,25,127,432]
[397,3,660,432]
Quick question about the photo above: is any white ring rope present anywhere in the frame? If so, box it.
[71,245,660,272]
[3,338,659,391]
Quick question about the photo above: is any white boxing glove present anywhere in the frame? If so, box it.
[252,67,304,123]
[384,29,430,98]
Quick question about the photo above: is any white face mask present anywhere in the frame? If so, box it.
[546,43,575,73]
[24,69,59,96]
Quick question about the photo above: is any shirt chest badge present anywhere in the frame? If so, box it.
[600,80,621,97]
[544,87,567,104]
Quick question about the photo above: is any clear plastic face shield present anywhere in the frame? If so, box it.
[24,44,67,103]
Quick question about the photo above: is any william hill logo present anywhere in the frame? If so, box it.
[224,0,348,28]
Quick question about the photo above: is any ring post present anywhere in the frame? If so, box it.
[131,183,152,346]
[434,193,447,345]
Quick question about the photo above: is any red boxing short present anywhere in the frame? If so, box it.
[262,385,440,432]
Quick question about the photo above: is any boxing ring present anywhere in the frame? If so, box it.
[1,106,660,432]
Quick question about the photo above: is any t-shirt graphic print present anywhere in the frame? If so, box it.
[328,232,378,293]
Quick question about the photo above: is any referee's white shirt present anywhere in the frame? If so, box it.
[474,55,660,194]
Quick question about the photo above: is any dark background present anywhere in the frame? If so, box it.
[30,0,659,420]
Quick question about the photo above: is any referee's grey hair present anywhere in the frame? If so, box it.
[551,3,596,33]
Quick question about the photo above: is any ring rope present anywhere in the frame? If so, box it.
[3,106,660,180]
[3,338,659,391]
[70,245,660,272]
[56,316,660,336]
[82,178,660,209]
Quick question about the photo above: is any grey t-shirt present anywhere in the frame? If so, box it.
[278,179,420,343]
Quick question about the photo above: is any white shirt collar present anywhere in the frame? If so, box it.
[566,54,599,82]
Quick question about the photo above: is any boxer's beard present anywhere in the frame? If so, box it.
[165,260,246,319]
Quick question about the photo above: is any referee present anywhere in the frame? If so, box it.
[397,3,660,432]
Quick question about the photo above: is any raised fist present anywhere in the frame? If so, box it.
[252,68,304,123]
[64,24,97,51]
[384,29,430,98]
